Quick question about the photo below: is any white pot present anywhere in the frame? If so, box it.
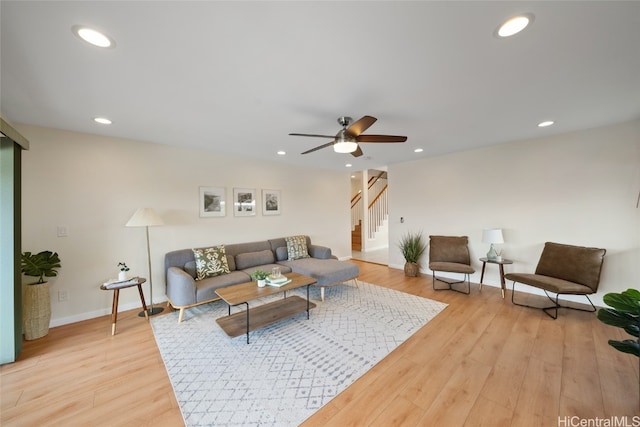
[118,271,128,281]
[257,279,266,288]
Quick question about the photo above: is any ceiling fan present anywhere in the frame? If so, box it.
[289,115,407,157]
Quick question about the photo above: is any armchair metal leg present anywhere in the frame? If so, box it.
[510,281,597,319]
[432,272,471,295]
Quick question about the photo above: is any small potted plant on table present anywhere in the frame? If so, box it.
[251,270,269,287]
[118,262,130,281]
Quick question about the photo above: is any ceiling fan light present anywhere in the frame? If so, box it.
[334,141,358,153]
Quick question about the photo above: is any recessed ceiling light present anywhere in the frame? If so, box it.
[345,163,352,168]
[538,120,554,127]
[93,117,112,125]
[414,148,424,153]
[496,14,534,38]
[72,26,115,48]
[277,150,286,155]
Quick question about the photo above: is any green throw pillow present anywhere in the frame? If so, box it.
[192,246,230,280]
[285,235,310,261]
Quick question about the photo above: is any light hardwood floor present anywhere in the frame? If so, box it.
[2,261,638,426]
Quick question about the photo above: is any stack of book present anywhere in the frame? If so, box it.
[103,277,140,289]
[266,275,291,287]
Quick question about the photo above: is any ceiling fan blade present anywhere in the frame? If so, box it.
[351,146,364,157]
[356,134,407,143]
[289,133,336,138]
[347,116,377,136]
[301,141,336,155]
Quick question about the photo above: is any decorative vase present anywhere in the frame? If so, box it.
[257,279,266,288]
[404,262,419,277]
[23,281,51,340]
[118,271,127,281]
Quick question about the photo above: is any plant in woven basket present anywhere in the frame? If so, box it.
[21,250,61,340]
[21,251,62,284]
[398,231,426,263]
[398,231,426,277]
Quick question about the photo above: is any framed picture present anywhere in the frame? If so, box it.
[262,189,281,216]
[199,187,226,217]
[233,188,256,217]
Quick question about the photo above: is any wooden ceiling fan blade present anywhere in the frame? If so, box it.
[351,146,364,157]
[347,116,377,136]
[289,133,336,138]
[356,135,407,143]
[301,141,335,155]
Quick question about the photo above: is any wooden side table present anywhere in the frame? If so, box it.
[479,257,513,298]
[100,277,148,335]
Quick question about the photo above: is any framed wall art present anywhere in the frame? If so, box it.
[233,188,256,217]
[262,189,281,216]
[199,187,226,217]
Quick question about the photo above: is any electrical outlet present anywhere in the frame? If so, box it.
[58,290,69,302]
[57,226,68,237]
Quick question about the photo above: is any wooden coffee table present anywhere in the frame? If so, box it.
[215,272,317,343]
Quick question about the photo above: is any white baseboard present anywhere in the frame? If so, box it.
[49,297,168,327]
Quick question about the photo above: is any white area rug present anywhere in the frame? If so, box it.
[151,282,447,426]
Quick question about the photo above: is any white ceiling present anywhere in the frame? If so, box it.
[2,1,640,171]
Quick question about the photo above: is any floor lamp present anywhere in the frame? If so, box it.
[126,207,164,316]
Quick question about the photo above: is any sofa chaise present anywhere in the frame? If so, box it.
[164,235,359,322]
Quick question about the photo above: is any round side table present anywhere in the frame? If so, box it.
[100,277,148,335]
[479,258,513,298]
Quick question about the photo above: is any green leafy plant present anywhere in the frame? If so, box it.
[597,288,640,357]
[21,251,62,284]
[398,231,427,264]
[251,270,269,281]
[118,262,130,272]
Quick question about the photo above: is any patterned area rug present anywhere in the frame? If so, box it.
[151,281,447,426]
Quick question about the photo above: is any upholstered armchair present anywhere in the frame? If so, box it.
[428,235,475,294]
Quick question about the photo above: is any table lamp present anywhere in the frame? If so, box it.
[126,207,164,316]
[482,228,504,261]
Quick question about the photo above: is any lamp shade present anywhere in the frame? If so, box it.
[125,208,164,227]
[482,228,504,244]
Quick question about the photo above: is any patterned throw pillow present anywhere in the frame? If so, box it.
[192,246,230,280]
[285,235,310,261]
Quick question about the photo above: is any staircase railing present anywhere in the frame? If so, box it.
[350,171,389,239]
[351,191,362,231]
[368,185,388,239]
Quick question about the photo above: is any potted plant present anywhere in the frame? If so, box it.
[398,231,426,277]
[251,270,269,287]
[118,262,130,281]
[597,288,639,357]
[20,250,62,340]
[597,288,640,402]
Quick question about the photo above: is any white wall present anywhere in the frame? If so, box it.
[388,119,640,306]
[18,124,351,326]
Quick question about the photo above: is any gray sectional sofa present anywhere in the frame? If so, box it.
[164,236,359,322]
